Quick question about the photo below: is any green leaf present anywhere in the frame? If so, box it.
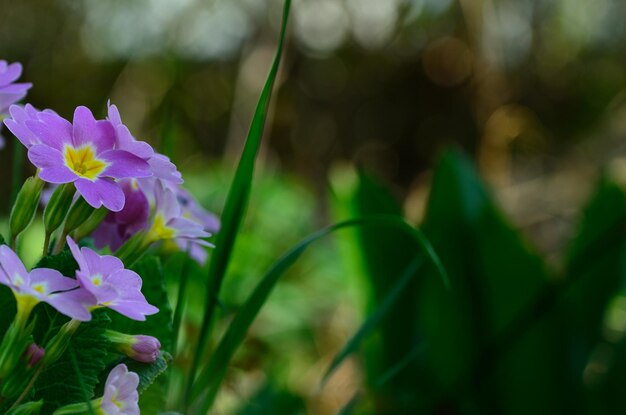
[561,178,626,412]
[0,285,16,335]
[235,380,305,415]
[122,352,172,394]
[335,171,433,398]
[185,1,293,406]
[189,216,446,413]
[35,250,78,280]
[563,178,626,353]
[108,256,174,352]
[321,256,424,385]
[34,311,110,415]
[413,150,571,414]
[6,400,43,415]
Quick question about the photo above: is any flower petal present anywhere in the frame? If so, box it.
[72,106,115,152]
[100,150,151,179]
[0,245,29,286]
[75,178,125,212]
[29,268,78,293]
[46,289,96,321]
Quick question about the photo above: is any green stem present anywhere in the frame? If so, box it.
[7,365,43,412]
[10,142,24,207]
[42,232,51,257]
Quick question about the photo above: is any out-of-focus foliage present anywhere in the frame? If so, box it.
[327,151,626,414]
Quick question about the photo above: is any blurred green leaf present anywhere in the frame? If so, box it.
[322,256,424,385]
[0,285,16,335]
[413,150,570,414]
[563,178,626,353]
[235,380,305,415]
[190,216,445,413]
[561,178,626,413]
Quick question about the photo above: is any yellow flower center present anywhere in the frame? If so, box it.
[111,393,124,409]
[91,275,103,287]
[64,145,108,180]
[147,213,176,242]
[32,283,46,294]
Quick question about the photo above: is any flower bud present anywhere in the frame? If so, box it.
[5,400,43,415]
[42,320,81,366]
[105,330,161,363]
[9,176,44,242]
[114,231,150,266]
[43,183,75,236]
[24,343,44,368]
[63,196,95,236]
[72,206,108,241]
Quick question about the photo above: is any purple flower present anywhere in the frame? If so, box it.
[0,60,32,148]
[67,237,158,321]
[9,106,152,211]
[3,104,57,148]
[0,245,93,321]
[146,179,212,245]
[175,186,220,264]
[107,103,182,184]
[0,61,31,115]
[99,364,140,415]
[92,179,150,251]
[130,335,161,363]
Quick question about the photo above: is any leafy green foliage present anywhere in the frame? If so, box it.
[34,311,111,414]
[322,257,424,385]
[235,380,305,415]
[35,250,78,279]
[189,216,445,413]
[409,151,570,414]
[0,285,16,335]
[121,352,172,394]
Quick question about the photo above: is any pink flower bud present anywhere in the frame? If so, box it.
[24,343,44,367]
[130,335,161,363]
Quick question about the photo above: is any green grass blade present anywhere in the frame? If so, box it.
[333,342,424,415]
[336,392,361,415]
[190,216,448,412]
[183,0,292,408]
[320,257,424,386]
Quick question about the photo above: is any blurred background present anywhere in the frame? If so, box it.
[3,0,626,413]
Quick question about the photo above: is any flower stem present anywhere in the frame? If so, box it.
[7,365,43,412]
[52,231,68,255]
[42,232,51,257]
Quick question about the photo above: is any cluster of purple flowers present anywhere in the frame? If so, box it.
[6,101,218,264]
[0,60,31,148]
[0,59,219,414]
